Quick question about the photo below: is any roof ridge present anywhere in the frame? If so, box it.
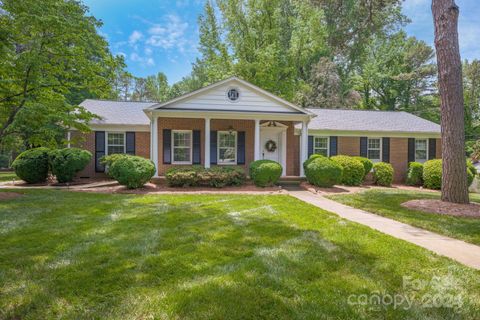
[84,98,158,103]
[306,108,407,113]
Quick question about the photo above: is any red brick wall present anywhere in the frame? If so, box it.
[390,138,409,182]
[156,118,299,176]
[73,131,151,178]
[338,137,361,156]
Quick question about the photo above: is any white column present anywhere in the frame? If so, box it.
[300,120,309,177]
[204,118,211,168]
[151,116,159,176]
[254,119,261,161]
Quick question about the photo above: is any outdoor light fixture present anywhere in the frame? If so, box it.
[228,125,234,135]
[267,121,277,127]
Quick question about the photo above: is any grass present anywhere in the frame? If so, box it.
[329,189,480,245]
[0,171,17,182]
[0,189,479,319]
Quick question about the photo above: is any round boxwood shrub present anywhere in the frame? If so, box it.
[109,155,156,189]
[406,162,424,186]
[353,156,373,179]
[249,160,282,187]
[373,162,394,187]
[423,159,475,190]
[100,154,129,178]
[12,147,50,183]
[305,156,343,187]
[49,148,92,183]
[330,155,365,186]
[303,154,326,171]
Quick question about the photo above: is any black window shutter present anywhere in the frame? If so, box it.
[360,137,368,157]
[237,131,246,164]
[382,137,390,162]
[192,130,201,164]
[163,129,171,164]
[95,131,106,172]
[308,136,313,157]
[408,138,415,163]
[329,136,338,156]
[428,138,437,160]
[126,132,135,155]
[210,130,217,165]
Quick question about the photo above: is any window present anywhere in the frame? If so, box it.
[172,130,192,164]
[227,88,240,102]
[218,131,237,164]
[313,136,329,156]
[367,138,381,162]
[107,132,125,155]
[415,139,428,163]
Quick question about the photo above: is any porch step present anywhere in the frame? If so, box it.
[277,176,305,187]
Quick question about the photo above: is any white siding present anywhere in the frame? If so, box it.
[162,82,299,113]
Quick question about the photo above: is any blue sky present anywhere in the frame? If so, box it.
[83,0,480,84]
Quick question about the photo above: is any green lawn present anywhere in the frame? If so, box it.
[329,189,480,246]
[0,171,17,182]
[1,189,479,319]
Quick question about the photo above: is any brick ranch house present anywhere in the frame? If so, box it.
[72,77,441,182]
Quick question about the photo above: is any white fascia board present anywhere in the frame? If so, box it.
[152,109,311,122]
[87,124,150,132]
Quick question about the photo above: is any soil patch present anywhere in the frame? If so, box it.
[0,192,22,201]
[402,199,480,218]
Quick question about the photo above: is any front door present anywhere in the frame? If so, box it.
[260,129,280,162]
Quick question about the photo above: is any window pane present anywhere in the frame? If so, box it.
[219,148,236,163]
[368,138,380,149]
[416,150,427,161]
[314,137,328,149]
[415,139,427,151]
[108,145,124,155]
[218,132,236,163]
[368,150,380,160]
[219,132,236,148]
[173,132,191,147]
[108,133,124,145]
[314,148,328,157]
[173,147,190,162]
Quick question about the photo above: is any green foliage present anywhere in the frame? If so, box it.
[100,154,129,178]
[423,159,475,190]
[0,0,121,147]
[303,154,327,171]
[330,155,365,186]
[165,166,246,188]
[353,156,373,179]
[373,162,394,187]
[11,147,50,183]
[249,160,282,187]
[109,155,156,189]
[0,154,10,168]
[305,156,343,187]
[49,148,91,183]
[406,162,424,186]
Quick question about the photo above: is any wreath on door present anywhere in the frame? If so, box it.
[265,140,277,152]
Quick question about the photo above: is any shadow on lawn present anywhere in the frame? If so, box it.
[0,190,478,319]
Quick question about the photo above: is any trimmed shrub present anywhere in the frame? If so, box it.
[330,155,365,186]
[423,159,475,190]
[406,162,424,186]
[0,154,10,168]
[305,156,343,187]
[109,155,156,189]
[165,166,203,187]
[12,147,50,183]
[249,160,282,187]
[100,154,129,177]
[49,148,92,183]
[353,156,373,179]
[467,159,477,176]
[303,154,326,171]
[373,162,394,187]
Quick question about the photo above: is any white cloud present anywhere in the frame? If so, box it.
[130,52,155,67]
[146,15,189,51]
[128,30,143,45]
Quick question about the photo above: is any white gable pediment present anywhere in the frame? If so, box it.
[151,78,309,115]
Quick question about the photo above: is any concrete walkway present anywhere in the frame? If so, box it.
[289,190,480,270]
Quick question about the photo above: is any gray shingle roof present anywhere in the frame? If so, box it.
[80,99,155,125]
[305,108,441,134]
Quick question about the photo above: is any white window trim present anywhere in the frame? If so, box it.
[217,131,237,165]
[105,132,126,155]
[172,130,193,165]
[367,137,382,163]
[414,138,429,163]
[312,136,330,157]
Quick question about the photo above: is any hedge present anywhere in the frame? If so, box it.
[109,155,156,189]
[303,154,326,171]
[165,166,246,188]
[49,148,91,183]
[423,159,475,190]
[353,156,373,179]
[100,154,130,178]
[373,162,394,187]
[305,156,343,187]
[12,147,50,183]
[406,162,424,186]
[249,160,282,187]
[330,155,365,186]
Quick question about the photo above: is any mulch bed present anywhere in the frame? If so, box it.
[0,192,22,201]
[402,199,480,218]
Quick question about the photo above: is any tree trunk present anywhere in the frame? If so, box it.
[432,0,469,203]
